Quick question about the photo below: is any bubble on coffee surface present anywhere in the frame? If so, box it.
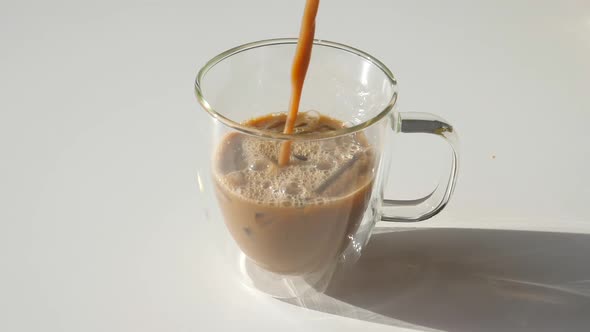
[281,182,303,196]
[248,159,271,172]
[225,171,246,188]
[215,111,374,206]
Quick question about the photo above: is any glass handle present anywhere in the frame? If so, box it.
[381,112,460,222]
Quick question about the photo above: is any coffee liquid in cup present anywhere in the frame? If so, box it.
[213,111,375,274]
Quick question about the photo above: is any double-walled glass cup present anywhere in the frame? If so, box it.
[195,39,459,298]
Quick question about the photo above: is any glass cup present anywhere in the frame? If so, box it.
[194,39,459,298]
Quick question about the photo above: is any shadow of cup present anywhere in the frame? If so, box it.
[282,227,590,332]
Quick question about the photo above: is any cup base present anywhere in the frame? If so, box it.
[237,252,337,299]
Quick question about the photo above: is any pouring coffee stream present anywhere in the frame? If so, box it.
[278,0,320,166]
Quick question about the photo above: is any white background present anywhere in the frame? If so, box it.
[1,0,589,331]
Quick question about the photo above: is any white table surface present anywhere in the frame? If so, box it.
[2,0,590,331]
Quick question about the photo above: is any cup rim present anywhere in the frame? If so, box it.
[194,38,398,141]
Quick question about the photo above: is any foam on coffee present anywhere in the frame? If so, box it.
[216,111,373,207]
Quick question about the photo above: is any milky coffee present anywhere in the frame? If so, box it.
[212,111,375,274]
